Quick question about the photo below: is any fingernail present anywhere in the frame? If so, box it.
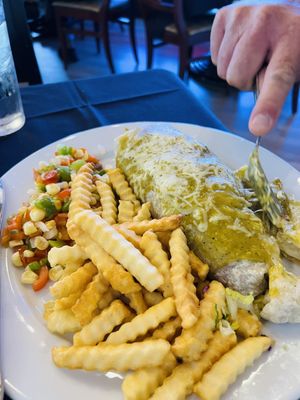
[251,114,273,134]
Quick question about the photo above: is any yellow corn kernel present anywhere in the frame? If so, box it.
[23,221,38,236]
[21,269,38,284]
[11,251,23,267]
[34,236,49,250]
[30,207,46,222]
[46,220,56,230]
[49,265,64,281]
[23,249,35,258]
[9,240,24,248]
[46,183,60,196]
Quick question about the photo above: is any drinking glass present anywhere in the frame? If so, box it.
[0,0,25,136]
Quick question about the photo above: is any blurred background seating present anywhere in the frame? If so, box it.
[3,0,299,139]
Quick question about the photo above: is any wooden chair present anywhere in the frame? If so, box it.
[139,0,214,78]
[53,0,138,73]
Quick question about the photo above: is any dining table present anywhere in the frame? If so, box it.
[0,69,226,177]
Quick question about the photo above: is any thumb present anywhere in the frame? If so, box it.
[249,48,296,136]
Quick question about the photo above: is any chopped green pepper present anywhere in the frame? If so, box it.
[35,183,46,192]
[48,239,65,248]
[39,257,50,267]
[34,196,57,218]
[98,169,107,176]
[70,159,86,171]
[61,199,71,213]
[57,145,73,156]
[28,261,41,272]
[57,166,71,182]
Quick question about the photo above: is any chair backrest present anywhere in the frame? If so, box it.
[139,0,187,37]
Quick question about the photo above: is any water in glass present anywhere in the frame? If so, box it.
[0,12,25,136]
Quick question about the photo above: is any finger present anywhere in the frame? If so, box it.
[249,47,297,136]
[210,9,226,65]
[217,29,239,79]
[226,31,269,90]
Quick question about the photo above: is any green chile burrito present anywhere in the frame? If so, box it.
[116,126,279,296]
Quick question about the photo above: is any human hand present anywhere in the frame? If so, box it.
[210,1,300,135]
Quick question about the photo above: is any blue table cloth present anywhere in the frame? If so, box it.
[0,69,225,177]
[1,68,225,400]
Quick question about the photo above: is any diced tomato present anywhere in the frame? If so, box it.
[87,154,98,163]
[22,209,31,224]
[10,230,26,241]
[55,213,68,227]
[34,249,48,259]
[6,213,23,231]
[56,188,71,200]
[1,227,10,247]
[60,158,74,166]
[32,266,49,291]
[41,170,59,184]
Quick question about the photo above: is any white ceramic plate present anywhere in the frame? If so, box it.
[1,122,300,400]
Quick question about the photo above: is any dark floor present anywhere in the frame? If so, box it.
[33,20,300,170]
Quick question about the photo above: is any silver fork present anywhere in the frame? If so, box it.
[248,77,285,228]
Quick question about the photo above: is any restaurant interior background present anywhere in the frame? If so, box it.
[4,0,300,169]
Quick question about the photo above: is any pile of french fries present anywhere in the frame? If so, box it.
[44,163,273,400]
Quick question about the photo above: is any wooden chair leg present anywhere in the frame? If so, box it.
[292,82,299,114]
[94,21,101,53]
[144,22,153,69]
[129,17,139,64]
[102,19,115,73]
[55,13,68,69]
[179,43,189,79]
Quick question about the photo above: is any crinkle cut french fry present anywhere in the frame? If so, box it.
[98,289,119,311]
[52,339,171,372]
[54,291,82,311]
[73,300,132,346]
[73,227,141,294]
[155,231,171,251]
[114,225,142,250]
[141,231,173,297]
[172,280,225,361]
[189,251,209,281]
[107,168,140,209]
[236,309,262,338]
[50,262,97,299]
[44,300,55,320]
[72,272,109,326]
[47,309,81,334]
[149,331,237,400]
[48,244,87,268]
[96,180,117,225]
[143,290,164,307]
[106,298,176,345]
[151,316,182,342]
[61,262,82,279]
[122,352,177,400]
[73,210,163,292]
[169,228,199,329]
[67,163,94,238]
[119,215,182,235]
[118,200,135,223]
[127,291,148,314]
[133,202,152,222]
[194,336,273,400]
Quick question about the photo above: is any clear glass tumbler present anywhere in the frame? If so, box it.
[0,0,25,136]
